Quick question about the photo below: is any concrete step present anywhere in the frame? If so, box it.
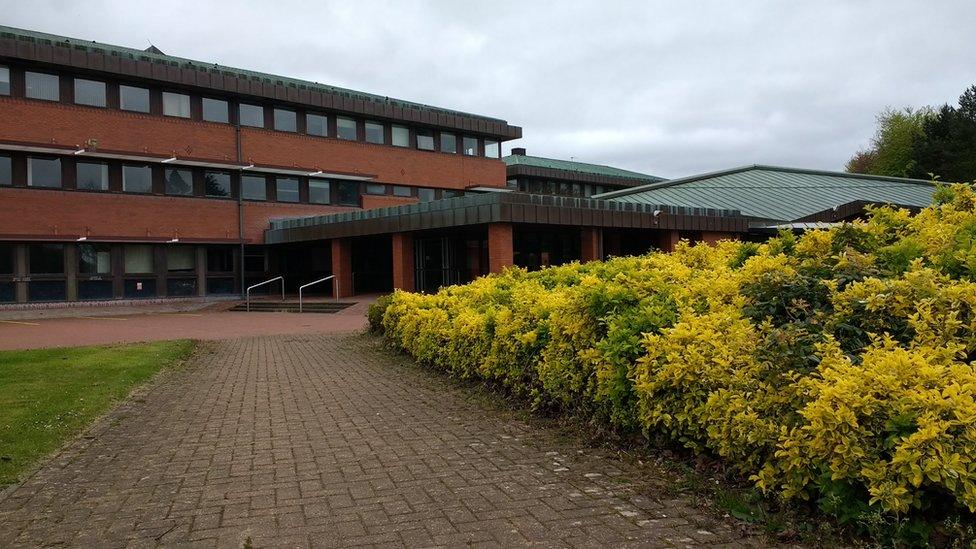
[228,301,353,314]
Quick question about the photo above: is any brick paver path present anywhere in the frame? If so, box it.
[0,335,766,548]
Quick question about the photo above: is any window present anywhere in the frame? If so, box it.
[239,103,265,127]
[416,129,434,151]
[365,121,384,144]
[417,188,436,202]
[165,168,193,196]
[443,190,462,198]
[485,140,500,158]
[336,181,359,206]
[25,72,59,101]
[392,125,409,147]
[241,174,267,200]
[29,244,64,274]
[307,113,328,137]
[74,79,106,107]
[0,244,13,274]
[276,177,299,202]
[202,98,228,123]
[309,179,330,204]
[0,155,11,186]
[365,183,386,195]
[120,85,150,113]
[124,245,154,273]
[76,162,108,191]
[274,109,297,132]
[166,247,195,273]
[28,157,61,188]
[162,92,191,118]
[462,136,478,156]
[78,244,111,275]
[337,117,357,140]
[204,171,231,198]
[243,247,266,272]
[440,133,457,154]
[122,165,152,193]
[207,247,234,272]
[393,185,412,197]
[0,66,8,95]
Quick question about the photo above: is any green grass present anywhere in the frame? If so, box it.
[0,340,196,486]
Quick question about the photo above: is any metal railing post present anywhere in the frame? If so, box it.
[245,276,284,312]
[298,275,336,313]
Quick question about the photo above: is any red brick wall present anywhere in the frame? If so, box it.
[391,233,415,291]
[487,223,514,273]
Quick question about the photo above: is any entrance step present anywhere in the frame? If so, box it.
[228,301,353,314]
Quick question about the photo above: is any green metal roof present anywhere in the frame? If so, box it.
[597,165,937,222]
[503,154,664,183]
[0,25,507,124]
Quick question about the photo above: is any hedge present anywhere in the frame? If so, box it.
[373,183,976,528]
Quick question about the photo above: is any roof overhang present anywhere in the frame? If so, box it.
[506,163,664,188]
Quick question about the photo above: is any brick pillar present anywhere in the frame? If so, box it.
[661,230,681,253]
[14,243,27,303]
[391,233,415,292]
[580,227,603,263]
[701,231,734,245]
[195,246,207,297]
[331,238,354,298]
[65,244,78,301]
[487,223,514,274]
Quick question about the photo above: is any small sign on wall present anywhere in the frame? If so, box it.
[136,282,143,291]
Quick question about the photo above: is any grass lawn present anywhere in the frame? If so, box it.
[0,340,196,487]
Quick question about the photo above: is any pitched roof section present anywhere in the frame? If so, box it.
[0,25,520,139]
[596,165,937,222]
[503,154,664,187]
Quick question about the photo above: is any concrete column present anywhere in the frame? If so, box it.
[661,230,681,253]
[580,227,603,263]
[391,233,415,292]
[331,238,354,298]
[65,244,78,301]
[195,246,207,297]
[701,231,734,245]
[487,223,514,274]
[14,244,27,303]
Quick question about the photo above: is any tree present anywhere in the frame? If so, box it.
[846,107,933,177]
[909,85,976,183]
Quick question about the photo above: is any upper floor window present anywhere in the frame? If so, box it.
[162,92,191,118]
[392,185,412,197]
[462,136,478,156]
[28,157,61,188]
[205,171,231,198]
[122,164,152,193]
[74,79,106,107]
[76,162,108,191]
[416,129,434,151]
[202,98,229,123]
[307,113,328,137]
[485,140,500,158]
[239,103,264,127]
[440,133,457,154]
[309,179,330,204]
[0,66,9,95]
[337,117,357,140]
[241,174,267,200]
[365,121,384,144]
[165,168,193,196]
[0,155,11,186]
[120,85,150,113]
[274,109,297,132]
[276,177,299,202]
[392,125,409,147]
[25,72,59,101]
[417,188,436,202]
[336,181,359,206]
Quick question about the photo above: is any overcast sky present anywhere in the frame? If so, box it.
[2,1,974,178]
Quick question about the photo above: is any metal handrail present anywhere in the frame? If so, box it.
[246,276,284,312]
[298,275,337,313]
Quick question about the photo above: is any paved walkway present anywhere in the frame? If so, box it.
[0,335,766,548]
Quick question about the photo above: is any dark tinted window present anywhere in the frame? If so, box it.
[418,188,436,202]
[205,171,231,198]
[202,98,229,123]
[120,85,150,113]
[336,181,359,206]
[416,129,434,151]
[78,244,111,275]
[239,104,264,127]
[365,121,384,144]
[124,245,154,273]
[309,179,330,204]
[166,247,196,273]
[25,72,59,101]
[274,109,297,132]
[123,165,152,193]
[337,117,357,140]
[165,168,193,196]
[365,184,386,195]
[0,66,9,95]
[276,177,299,202]
[28,157,61,188]
[307,114,328,136]
[74,79,106,107]
[393,185,412,197]
[241,174,267,200]
[0,244,13,274]
[463,136,478,156]
[76,162,108,191]
[440,133,457,153]
[207,247,234,272]
[0,155,10,186]
[29,244,64,274]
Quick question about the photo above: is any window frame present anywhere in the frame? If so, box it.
[0,154,11,186]
[462,136,478,156]
[119,85,150,113]
[75,161,109,191]
[336,117,357,141]
[273,108,297,132]
[0,65,9,96]
[306,113,328,137]
[391,125,409,147]
[78,243,112,276]
[162,91,191,118]
[122,164,153,194]
[275,177,300,203]
[364,121,385,144]
[204,170,232,198]
[308,179,330,204]
[24,71,59,101]
[440,133,457,154]
[74,78,107,108]
[241,174,268,201]
[164,167,194,196]
[484,140,500,158]
[27,156,62,188]
[416,129,435,151]
[201,97,229,123]
[239,103,265,128]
